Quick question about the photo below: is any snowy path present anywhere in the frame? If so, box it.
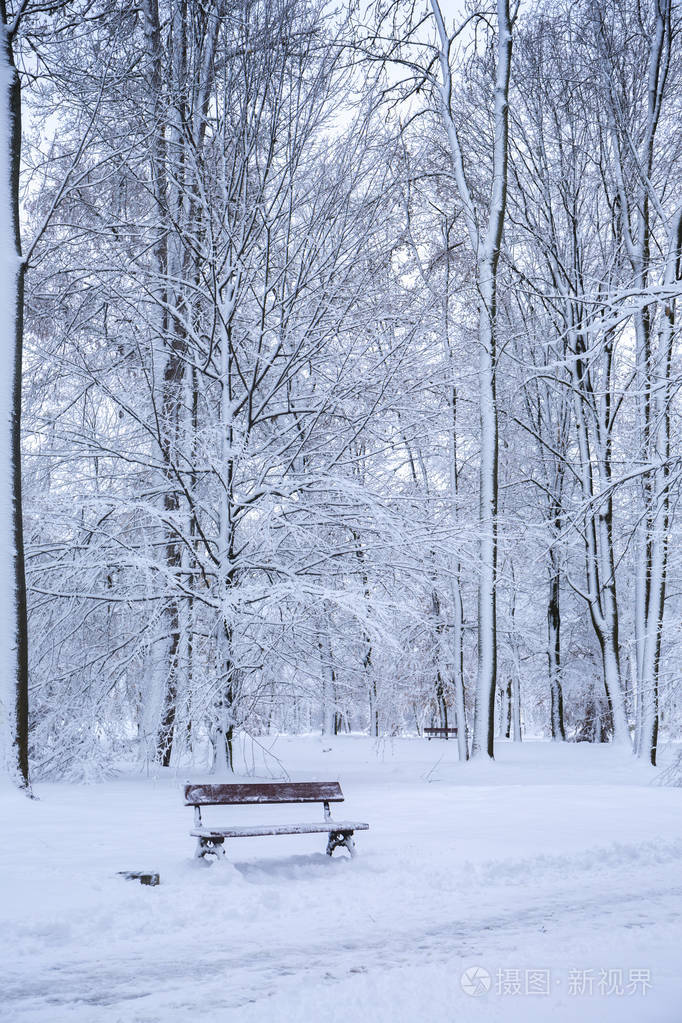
[3,737,682,1022]
[8,871,682,1014]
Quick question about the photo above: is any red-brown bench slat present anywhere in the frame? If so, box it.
[184,781,344,806]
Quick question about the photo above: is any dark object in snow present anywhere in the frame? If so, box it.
[424,726,458,740]
[118,870,160,886]
[184,781,369,861]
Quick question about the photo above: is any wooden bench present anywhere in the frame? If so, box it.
[424,726,458,739]
[185,781,369,860]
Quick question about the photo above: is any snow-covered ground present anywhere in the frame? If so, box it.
[3,736,682,1022]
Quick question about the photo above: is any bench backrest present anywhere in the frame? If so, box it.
[184,781,344,806]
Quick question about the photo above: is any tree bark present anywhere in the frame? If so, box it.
[547,550,565,740]
[0,13,30,791]
[431,0,513,758]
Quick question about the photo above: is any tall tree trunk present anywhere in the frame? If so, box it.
[352,530,377,737]
[636,209,682,763]
[318,623,336,736]
[568,323,630,745]
[432,0,512,758]
[213,309,239,774]
[593,0,671,759]
[142,0,183,766]
[474,267,500,757]
[0,13,30,791]
[451,572,468,760]
[498,681,509,738]
[547,548,565,740]
[507,563,522,743]
[511,676,521,742]
[155,347,184,764]
[443,234,468,762]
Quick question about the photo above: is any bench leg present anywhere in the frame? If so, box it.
[343,833,356,858]
[326,830,356,858]
[195,836,226,861]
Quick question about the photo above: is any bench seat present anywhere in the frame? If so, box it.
[191,821,369,838]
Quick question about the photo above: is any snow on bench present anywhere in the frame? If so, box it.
[184,781,369,860]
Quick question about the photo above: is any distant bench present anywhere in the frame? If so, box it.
[424,726,458,740]
[185,782,369,860]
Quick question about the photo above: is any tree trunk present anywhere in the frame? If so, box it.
[547,546,565,740]
[498,681,509,738]
[0,15,30,791]
[511,676,521,742]
[431,0,512,758]
[636,209,682,763]
[473,269,499,757]
[569,325,630,746]
[451,574,468,760]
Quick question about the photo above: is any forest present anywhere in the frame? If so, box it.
[1,0,681,786]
